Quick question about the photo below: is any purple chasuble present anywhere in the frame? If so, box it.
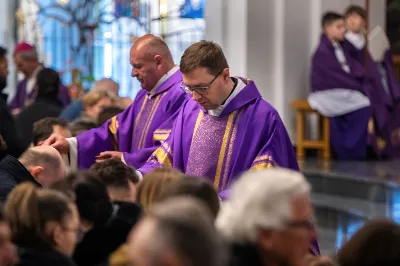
[9,78,71,110]
[311,34,397,158]
[139,78,299,190]
[76,70,187,169]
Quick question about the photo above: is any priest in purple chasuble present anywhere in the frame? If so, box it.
[10,43,70,112]
[136,40,320,255]
[309,12,398,160]
[43,35,187,169]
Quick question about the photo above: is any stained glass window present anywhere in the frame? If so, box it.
[19,0,205,98]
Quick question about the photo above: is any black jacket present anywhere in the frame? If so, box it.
[15,234,76,266]
[0,155,41,202]
[15,98,63,149]
[0,93,25,161]
[113,201,142,225]
[73,210,135,266]
[228,243,266,266]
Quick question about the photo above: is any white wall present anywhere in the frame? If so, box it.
[0,0,17,97]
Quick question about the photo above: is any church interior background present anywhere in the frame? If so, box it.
[2,0,205,98]
[2,0,400,256]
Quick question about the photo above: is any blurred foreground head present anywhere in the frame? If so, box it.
[217,169,314,266]
[128,196,226,266]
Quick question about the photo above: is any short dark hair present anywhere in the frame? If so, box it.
[337,219,400,266]
[180,40,229,76]
[344,5,366,20]
[98,106,124,125]
[37,68,60,100]
[157,176,220,219]
[69,120,98,136]
[90,159,139,189]
[322,12,344,28]
[32,117,69,146]
[50,171,113,227]
[0,47,7,60]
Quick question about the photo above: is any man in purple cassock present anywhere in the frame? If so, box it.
[136,40,298,191]
[10,43,70,113]
[135,40,320,255]
[44,35,188,170]
[309,12,399,159]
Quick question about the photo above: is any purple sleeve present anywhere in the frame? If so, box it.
[123,92,188,169]
[76,103,136,169]
[250,111,299,171]
[137,105,186,175]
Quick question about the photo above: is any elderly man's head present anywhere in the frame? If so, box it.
[13,43,40,77]
[130,34,175,91]
[94,78,119,95]
[217,169,314,266]
[128,197,225,266]
[18,146,65,186]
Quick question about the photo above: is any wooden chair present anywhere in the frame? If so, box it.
[291,99,330,160]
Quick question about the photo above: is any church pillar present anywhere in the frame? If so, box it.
[0,0,17,97]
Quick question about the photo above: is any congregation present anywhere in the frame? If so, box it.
[0,3,399,266]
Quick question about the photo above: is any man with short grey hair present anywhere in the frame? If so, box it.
[0,146,65,202]
[217,169,319,266]
[128,196,226,266]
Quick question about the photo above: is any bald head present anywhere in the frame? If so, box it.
[19,146,65,186]
[130,34,176,91]
[132,34,173,61]
[94,78,119,95]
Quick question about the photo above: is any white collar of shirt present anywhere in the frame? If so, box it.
[26,65,43,94]
[345,31,366,50]
[148,65,180,99]
[331,41,351,74]
[207,78,246,117]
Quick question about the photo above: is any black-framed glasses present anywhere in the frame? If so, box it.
[180,69,224,95]
[285,219,316,231]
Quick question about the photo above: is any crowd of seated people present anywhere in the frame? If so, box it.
[0,161,399,266]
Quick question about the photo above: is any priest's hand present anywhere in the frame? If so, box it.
[96,151,123,162]
[41,133,70,154]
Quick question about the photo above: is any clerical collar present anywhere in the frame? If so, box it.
[208,77,245,117]
[30,65,43,79]
[345,31,365,50]
[148,65,180,99]
[221,78,238,105]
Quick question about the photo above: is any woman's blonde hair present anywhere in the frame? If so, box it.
[83,90,114,108]
[136,168,184,212]
[4,182,74,244]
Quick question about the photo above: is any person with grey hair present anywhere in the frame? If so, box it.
[60,77,123,122]
[127,196,226,266]
[0,145,65,202]
[10,42,70,113]
[216,169,318,266]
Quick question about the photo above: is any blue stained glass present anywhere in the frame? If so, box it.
[180,0,205,19]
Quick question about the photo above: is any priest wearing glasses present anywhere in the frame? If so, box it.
[137,40,299,192]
